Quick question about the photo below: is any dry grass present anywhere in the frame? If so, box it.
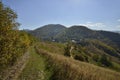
[36,42,65,55]
[35,45,120,80]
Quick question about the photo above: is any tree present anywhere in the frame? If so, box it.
[0,1,20,68]
[64,43,71,57]
[99,54,112,67]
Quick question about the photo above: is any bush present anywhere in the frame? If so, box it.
[0,2,31,69]
[99,54,113,67]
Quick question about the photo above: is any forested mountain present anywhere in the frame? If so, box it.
[29,24,66,41]
[29,24,120,47]
[54,25,102,42]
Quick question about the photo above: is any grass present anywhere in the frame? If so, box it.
[35,44,120,80]
[18,47,51,80]
[17,42,120,80]
[112,62,120,72]
[37,42,65,55]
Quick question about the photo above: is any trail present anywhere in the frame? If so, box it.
[17,47,49,80]
[2,52,29,80]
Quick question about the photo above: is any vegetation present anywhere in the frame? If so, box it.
[0,1,18,68]
[0,1,32,71]
[33,41,120,72]
[29,24,66,41]
[0,1,120,80]
[35,43,120,80]
[64,42,72,57]
[64,40,120,71]
[18,47,51,80]
[37,41,65,55]
[29,24,120,48]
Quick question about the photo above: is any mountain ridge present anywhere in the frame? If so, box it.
[28,24,120,47]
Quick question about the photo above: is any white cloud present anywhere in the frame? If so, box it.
[80,22,106,30]
[78,21,120,31]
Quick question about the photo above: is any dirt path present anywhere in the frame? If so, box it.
[70,46,74,58]
[2,52,30,80]
[18,47,48,80]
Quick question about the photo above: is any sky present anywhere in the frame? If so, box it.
[2,0,120,31]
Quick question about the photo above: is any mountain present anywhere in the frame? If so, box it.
[29,24,66,41]
[28,24,120,47]
[114,31,120,34]
[54,25,103,42]
[98,31,120,47]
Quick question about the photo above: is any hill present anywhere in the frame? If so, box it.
[113,31,120,34]
[54,25,102,42]
[36,42,120,80]
[17,42,120,80]
[29,24,66,41]
[28,24,120,47]
[98,30,120,47]
[35,41,120,71]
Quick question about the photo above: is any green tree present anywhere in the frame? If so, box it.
[0,1,20,68]
[99,54,112,67]
[64,42,71,57]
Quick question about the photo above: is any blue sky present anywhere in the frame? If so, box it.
[2,0,120,31]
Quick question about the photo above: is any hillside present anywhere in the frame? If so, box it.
[113,31,120,34]
[28,24,120,47]
[29,24,66,41]
[35,45,120,80]
[27,25,120,73]
[54,25,102,42]
[36,41,120,71]
[98,30,120,47]
[1,36,119,80]
[17,42,120,80]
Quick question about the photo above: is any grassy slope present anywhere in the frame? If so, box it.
[36,46,120,80]
[18,42,120,80]
[37,41,65,55]
[35,42,120,80]
[18,47,51,80]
